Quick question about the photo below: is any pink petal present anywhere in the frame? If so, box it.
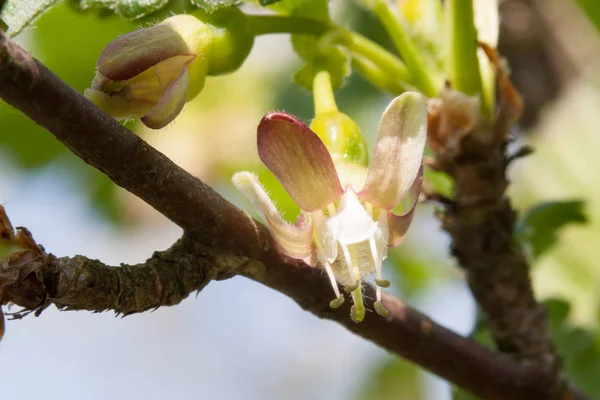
[98,23,193,81]
[141,67,189,129]
[257,112,343,212]
[360,92,427,209]
[386,165,423,247]
[232,172,314,259]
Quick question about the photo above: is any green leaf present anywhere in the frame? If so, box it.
[68,0,170,19]
[259,0,281,5]
[515,200,587,259]
[574,0,600,33]
[189,0,243,13]
[423,168,454,199]
[1,0,60,36]
[452,387,483,400]
[544,298,600,397]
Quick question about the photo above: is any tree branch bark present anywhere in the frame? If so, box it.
[0,31,588,400]
[429,59,563,395]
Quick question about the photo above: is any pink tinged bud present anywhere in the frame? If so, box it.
[85,15,212,129]
[359,92,428,210]
[141,67,189,129]
[257,113,344,212]
[96,15,211,81]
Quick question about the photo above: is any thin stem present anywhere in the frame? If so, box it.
[445,0,484,98]
[338,30,412,84]
[312,70,338,115]
[247,15,329,36]
[351,55,409,95]
[369,0,440,97]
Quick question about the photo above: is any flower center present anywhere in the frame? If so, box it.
[312,190,389,322]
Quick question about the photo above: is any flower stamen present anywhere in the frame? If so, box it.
[323,260,345,308]
[341,243,358,287]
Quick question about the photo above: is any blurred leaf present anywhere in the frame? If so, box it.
[574,0,600,33]
[272,0,351,90]
[355,357,425,400]
[424,168,454,199]
[0,4,134,222]
[259,0,280,4]
[387,249,437,298]
[269,0,329,21]
[1,0,60,36]
[451,387,482,400]
[544,298,600,397]
[292,44,350,90]
[515,200,587,259]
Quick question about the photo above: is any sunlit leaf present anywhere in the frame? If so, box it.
[1,0,60,36]
[515,200,587,259]
[69,0,170,19]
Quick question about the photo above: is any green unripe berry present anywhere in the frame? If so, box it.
[310,111,369,167]
[193,7,255,76]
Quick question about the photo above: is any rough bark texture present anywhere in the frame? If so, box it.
[430,86,563,396]
[0,30,588,400]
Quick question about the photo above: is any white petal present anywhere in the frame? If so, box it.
[232,172,313,259]
[360,92,427,209]
[325,190,378,246]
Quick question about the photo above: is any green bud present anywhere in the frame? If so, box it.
[85,8,255,129]
[194,7,255,76]
[310,111,369,167]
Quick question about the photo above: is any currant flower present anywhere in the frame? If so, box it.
[233,91,426,323]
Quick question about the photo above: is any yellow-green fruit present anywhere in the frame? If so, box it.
[310,111,369,167]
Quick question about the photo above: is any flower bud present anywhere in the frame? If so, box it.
[85,8,254,129]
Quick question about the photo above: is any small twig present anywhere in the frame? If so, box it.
[506,145,535,165]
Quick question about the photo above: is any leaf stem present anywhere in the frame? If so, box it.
[247,15,329,36]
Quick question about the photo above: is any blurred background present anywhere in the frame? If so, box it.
[1,1,600,399]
